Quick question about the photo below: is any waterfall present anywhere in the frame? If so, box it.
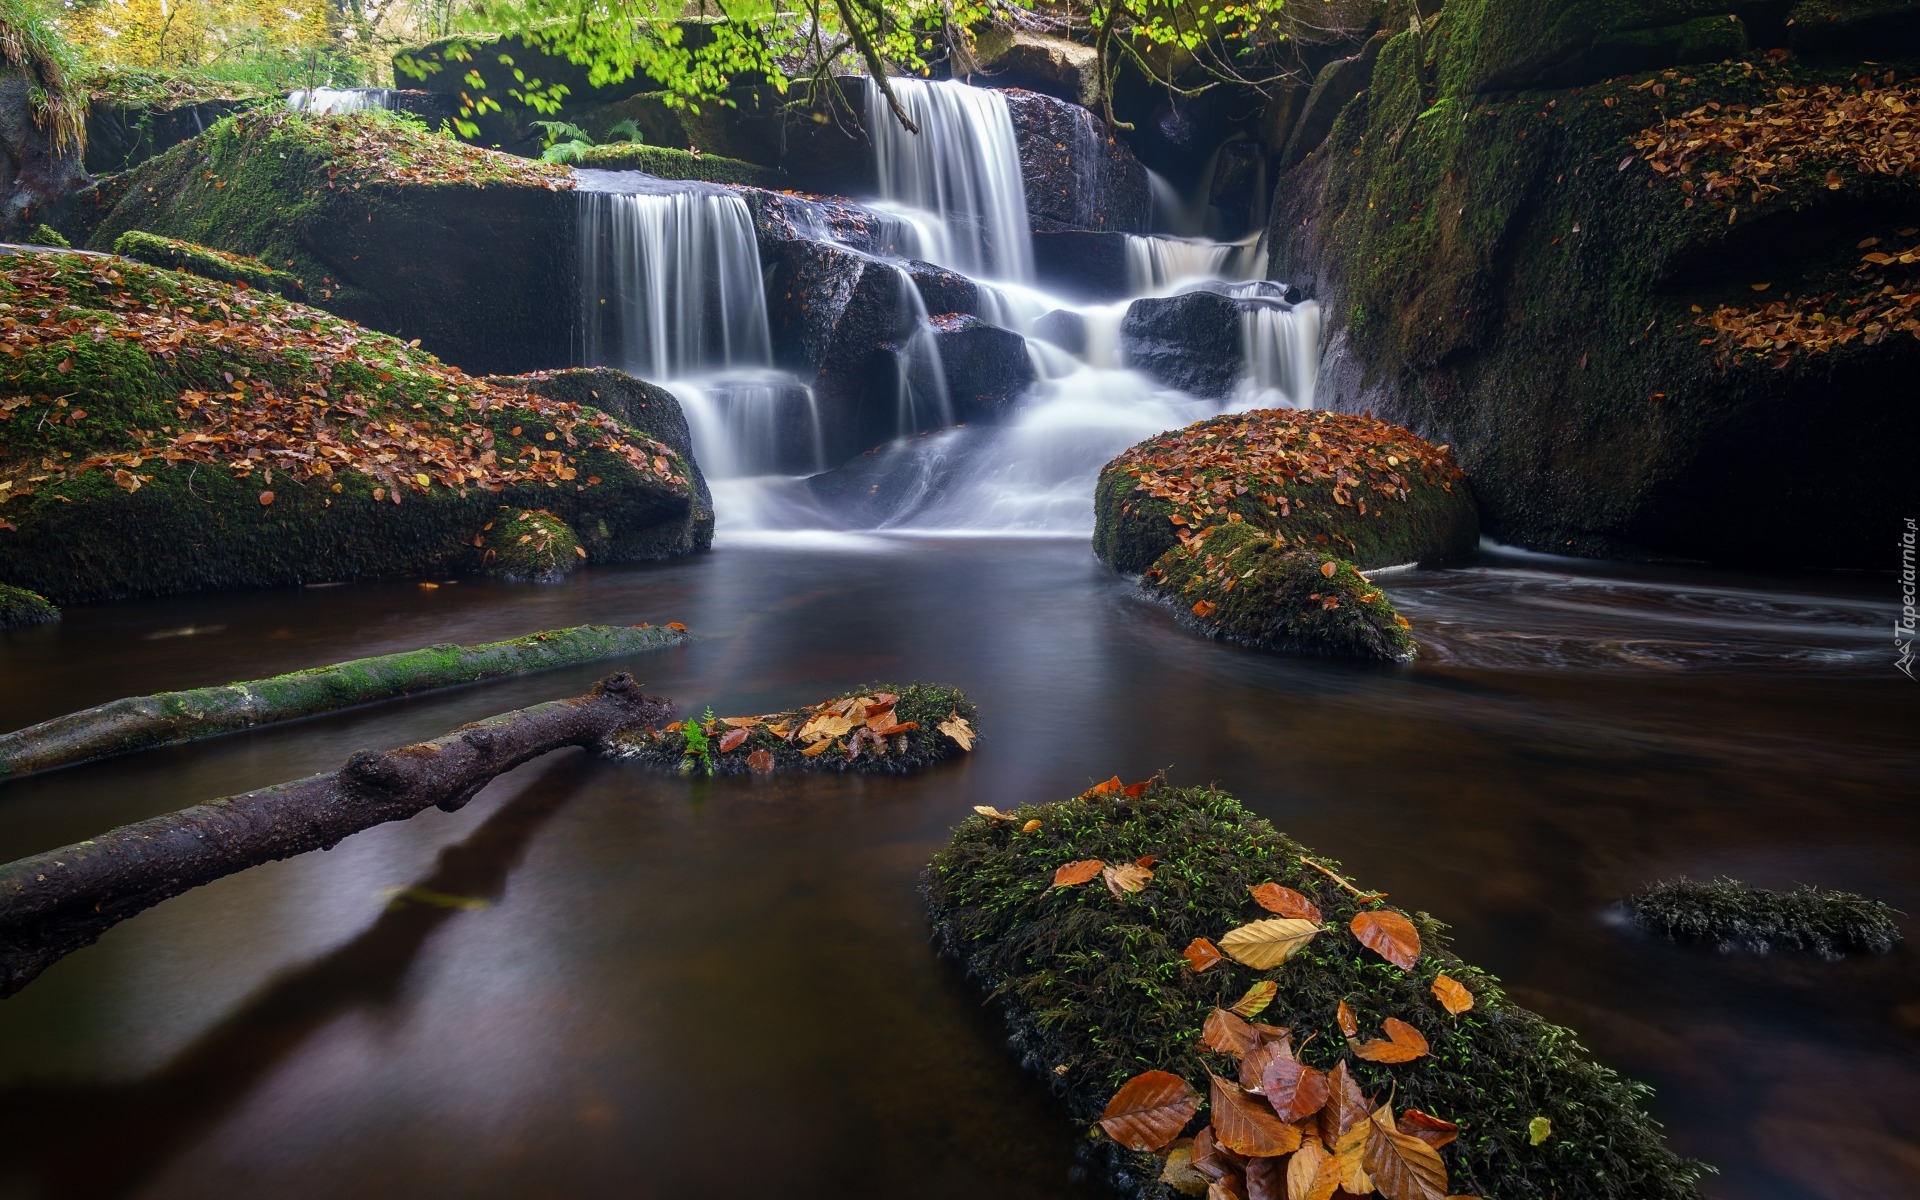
[575,177,772,380]
[868,77,1034,282]
[891,266,955,436]
[288,88,397,114]
[668,374,827,477]
[1238,299,1322,409]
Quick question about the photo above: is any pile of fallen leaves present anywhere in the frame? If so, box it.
[1694,228,1920,366]
[1631,75,1919,208]
[0,252,685,509]
[290,109,571,191]
[614,683,977,776]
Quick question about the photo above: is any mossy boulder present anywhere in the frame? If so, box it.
[0,583,57,628]
[572,143,782,187]
[76,107,577,375]
[615,683,977,776]
[925,784,1708,1200]
[1267,6,1919,566]
[0,248,708,603]
[1142,519,1417,662]
[478,507,582,581]
[1627,876,1903,958]
[25,224,67,248]
[112,230,301,298]
[493,367,713,519]
[1094,409,1477,575]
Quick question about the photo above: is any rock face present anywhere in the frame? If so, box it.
[915,313,1036,422]
[1267,0,1918,567]
[1094,408,1478,575]
[77,108,577,377]
[1002,88,1152,233]
[84,91,457,174]
[1282,31,1388,168]
[971,29,1102,108]
[1,64,87,240]
[1032,228,1133,300]
[1119,284,1301,398]
[0,249,709,604]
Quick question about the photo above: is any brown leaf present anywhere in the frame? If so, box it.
[1193,600,1219,618]
[1209,1074,1302,1158]
[1190,1126,1247,1182]
[937,714,975,750]
[1184,937,1224,973]
[1320,560,1337,578]
[1053,859,1105,888]
[718,728,749,753]
[1238,1034,1294,1092]
[1203,1006,1258,1058]
[1099,1070,1201,1152]
[1396,1109,1460,1150]
[1021,818,1042,833]
[1245,1154,1287,1200]
[1249,883,1322,922]
[745,748,774,774]
[1160,1141,1211,1198]
[1336,999,1358,1038]
[1207,1174,1248,1200]
[1384,1018,1428,1054]
[1364,1108,1449,1200]
[1229,980,1278,1019]
[973,805,1013,820]
[1430,974,1473,1015]
[1318,1061,1372,1147]
[258,490,275,505]
[1218,918,1320,969]
[1330,1107,1375,1195]
[1105,862,1154,897]
[1260,1055,1331,1124]
[1351,910,1421,969]
[1286,1134,1342,1200]
[1352,1039,1425,1064]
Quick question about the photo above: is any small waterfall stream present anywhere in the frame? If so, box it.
[288,88,398,114]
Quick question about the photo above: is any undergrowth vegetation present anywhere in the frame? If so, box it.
[616,683,976,776]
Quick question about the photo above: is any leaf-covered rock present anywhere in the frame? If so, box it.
[478,507,582,582]
[112,229,303,298]
[925,784,1708,1200]
[0,582,57,628]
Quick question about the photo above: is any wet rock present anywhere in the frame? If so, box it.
[85,97,247,174]
[1207,140,1266,216]
[1031,309,1088,355]
[1282,31,1388,168]
[915,314,1035,422]
[1003,88,1152,233]
[1121,286,1296,398]
[477,508,583,582]
[0,585,58,630]
[495,367,714,518]
[804,429,967,526]
[1,62,87,240]
[972,29,1102,108]
[1032,228,1133,300]
[1626,876,1902,958]
[1788,0,1920,53]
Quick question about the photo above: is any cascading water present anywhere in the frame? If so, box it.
[288,88,397,114]
[1239,298,1322,410]
[867,77,1034,282]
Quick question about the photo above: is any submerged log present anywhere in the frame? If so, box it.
[0,673,670,996]
[0,623,688,782]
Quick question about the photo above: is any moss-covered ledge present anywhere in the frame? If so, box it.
[572,143,783,187]
[926,784,1707,1200]
[112,230,302,298]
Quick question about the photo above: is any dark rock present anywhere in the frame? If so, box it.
[1032,228,1133,300]
[1208,139,1266,216]
[498,367,714,515]
[972,29,1102,108]
[805,429,966,527]
[85,97,247,174]
[1283,30,1388,168]
[915,313,1035,422]
[1002,88,1151,233]
[1120,285,1295,398]
[0,584,58,629]
[1443,2,1751,94]
[1788,0,1920,54]
[906,259,980,318]
[1031,309,1088,355]
[1,69,87,240]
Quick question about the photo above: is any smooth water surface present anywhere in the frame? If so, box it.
[0,542,1912,1200]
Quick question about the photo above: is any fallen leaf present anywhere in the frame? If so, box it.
[1099,1070,1201,1152]
[799,738,835,758]
[1431,974,1474,1016]
[258,490,275,505]
[1021,818,1042,833]
[1262,1051,1332,1124]
[1218,918,1320,969]
[1286,1133,1342,1200]
[1249,883,1322,922]
[1208,1175,1248,1200]
[1528,1116,1552,1145]
[1202,1007,1258,1058]
[1318,1061,1372,1147]
[665,621,688,631]
[720,717,761,729]
[1320,560,1337,578]
[973,805,1013,820]
[1136,855,1159,868]
[1124,776,1159,797]
[718,728,749,753]
[746,749,774,774]
[1336,999,1359,1038]
[1161,1141,1211,1198]
[1184,937,1224,972]
[1364,1107,1449,1200]
[1053,859,1106,888]
[1384,1018,1428,1054]
[1210,1074,1302,1157]
[1229,980,1278,1019]
[1353,1039,1424,1064]
[1351,910,1422,969]
[1083,775,1125,799]
[1193,600,1219,618]
[1238,1034,1294,1092]
[1104,862,1154,897]
[937,714,975,750]
[1330,1107,1374,1194]
[1244,1154,1285,1200]
[1397,1109,1459,1150]
[798,713,855,743]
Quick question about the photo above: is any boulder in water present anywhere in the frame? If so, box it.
[1142,519,1417,661]
[1094,408,1478,575]
[477,508,583,582]
[1120,290,1245,398]
[916,314,1035,422]
[1032,229,1133,300]
[1032,308,1089,356]
[0,249,709,603]
[0,585,58,629]
[1003,88,1152,233]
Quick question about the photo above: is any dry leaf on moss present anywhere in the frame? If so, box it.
[1219,918,1320,969]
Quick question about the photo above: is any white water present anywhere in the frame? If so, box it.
[287,88,397,114]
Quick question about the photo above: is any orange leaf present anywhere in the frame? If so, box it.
[1229,980,1277,1019]
[1098,1070,1201,1153]
[746,749,774,774]
[258,490,275,505]
[1123,776,1158,797]
[1249,883,1321,922]
[1336,999,1359,1038]
[1396,1108,1460,1150]
[1103,862,1154,897]
[1318,1061,1372,1147]
[1364,1108,1449,1200]
[1430,974,1473,1015]
[799,738,834,758]
[1193,600,1219,618]
[1286,1134,1342,1200]
[1209,1074,1301,1158]
[1319,560,1337,578]
[665,621,688,631]
[1384,1018,1428,1055]
[1052,859,1105,888]
[1184,937,1224,972]
[718,728,749,753]
[1260,1053,1330,1124]
[1353,1039,1424,1064]
[1351,910,1422,969]
[1202,1007,1257,1058]
[1082,776,1125,800]
[1021,818,1042,833]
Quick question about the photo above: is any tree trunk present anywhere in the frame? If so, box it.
[0,673,671,997]
[0,623,687,782]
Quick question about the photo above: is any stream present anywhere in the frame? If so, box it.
[0,540,1913,1200]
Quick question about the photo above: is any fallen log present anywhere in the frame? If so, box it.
[613,682,978,775]
[0,673,669,997]
[0,623,688,782]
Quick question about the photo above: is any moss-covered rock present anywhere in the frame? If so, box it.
[1268,7,1918,566]
[926,784,1708,1200]
[0,583,57,628]
[75,107,577,375]
[24,223,67,247]
[112,229,301,298]
[1095,409,1477,575]
[615,683,977,776]
[1627,876,1903,958]
[1142,519,1417,661]
[478,507,582,581]
[0,248,707,603]
[571,143,783,187]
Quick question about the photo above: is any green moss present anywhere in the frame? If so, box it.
[616,682,977,776]
[1628,876,1903,958]
[25,224,68,248]
[571,143,782,186]
[926,784,1709,1200]
[1143,520,1417,662]
[0,0,85,156]
[1093,409,1478,575]
[0,249,705,602]
[479,507,582,581]
[0,583,57,628]
[112,230,302,298]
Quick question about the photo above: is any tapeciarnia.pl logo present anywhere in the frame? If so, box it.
[1899,518,1916,680]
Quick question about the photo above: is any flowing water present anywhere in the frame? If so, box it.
[286,89,398,115]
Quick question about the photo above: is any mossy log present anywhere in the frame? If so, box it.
[0,672,670,996]
[925,784,1707,1200]
[613,682,976,775]
[0,624,688,782]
